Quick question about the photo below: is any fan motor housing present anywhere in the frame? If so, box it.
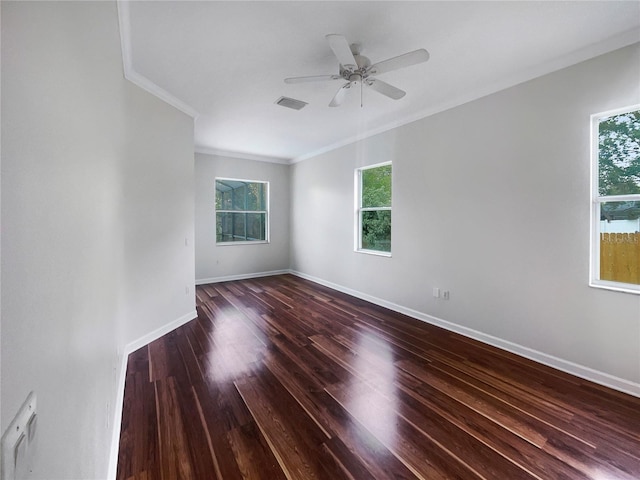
[340,54,371,79]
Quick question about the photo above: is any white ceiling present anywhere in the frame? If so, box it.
[120,1,640,163]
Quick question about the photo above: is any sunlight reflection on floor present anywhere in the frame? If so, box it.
[206,306,265,382]
[347,330,399,447]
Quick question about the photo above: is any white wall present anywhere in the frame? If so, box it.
[1,2,195,478]
[195,153,290,282]
[291,43,640,391]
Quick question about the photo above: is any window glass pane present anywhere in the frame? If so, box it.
[216,180,266,211]
[598,110,640,196]
[361,210,391,252]
[599,201,640,285]
[246,213,266,241]
[362,165,392,208]
[216,183,232,210]
[232,212,246,237]
[246,183,265,211]
[231,183,247,210]
[216,212,266,242]
[216,212,238,242]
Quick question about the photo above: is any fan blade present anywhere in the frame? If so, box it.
[366,79,406,100]
[284,74,341,84]
[329,82,351,107]
[369,49,429,76]
[326,34,357,70]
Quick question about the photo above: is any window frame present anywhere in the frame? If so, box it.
[589,104,640,294]
[215,177,270,246]
[354,161,392,257]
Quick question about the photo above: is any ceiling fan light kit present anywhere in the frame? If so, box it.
[285,34,429,107]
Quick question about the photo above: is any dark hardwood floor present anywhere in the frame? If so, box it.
[116,274,640,479]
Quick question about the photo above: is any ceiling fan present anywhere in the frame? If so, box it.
[285,34,429,107]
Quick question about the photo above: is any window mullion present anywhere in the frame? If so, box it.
[595,194,640,203]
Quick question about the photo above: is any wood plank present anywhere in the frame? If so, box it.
[117,274,640,480]
[154,378,196,480]
[327,379,536,480]
[116,348,160,480]
[235,373,342,480]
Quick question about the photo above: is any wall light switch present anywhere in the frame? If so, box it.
[433,287,440,298]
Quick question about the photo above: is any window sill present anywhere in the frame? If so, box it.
[589,280,640,295]
[355,249,392,258]
[216,241,270,246]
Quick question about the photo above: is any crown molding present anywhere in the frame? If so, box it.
[117,1,199,119]
[195,146,291,165]
[292,30,640,164]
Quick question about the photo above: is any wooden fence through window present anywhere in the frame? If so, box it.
[600,232,640,285]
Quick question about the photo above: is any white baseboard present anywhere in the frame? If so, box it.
[107,309,197,479]
[107,351,130,480]
[125,310,198,354]
[290,270,640,399]
[195,269,290,285]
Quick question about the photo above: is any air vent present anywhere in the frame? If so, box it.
[275,96,308,110]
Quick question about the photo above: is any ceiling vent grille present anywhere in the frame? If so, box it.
[275,96,308,110]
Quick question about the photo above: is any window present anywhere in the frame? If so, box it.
[356,162,392,255]
[215,178,268,244]
[591,105,640,293]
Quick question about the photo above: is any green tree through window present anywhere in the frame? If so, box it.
[598,110,640,196]
[593,106,640,290]
[357,163,392,253]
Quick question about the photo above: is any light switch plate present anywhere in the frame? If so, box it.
[1,392,37,480]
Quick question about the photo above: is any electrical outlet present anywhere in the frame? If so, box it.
[443,290,450,300]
